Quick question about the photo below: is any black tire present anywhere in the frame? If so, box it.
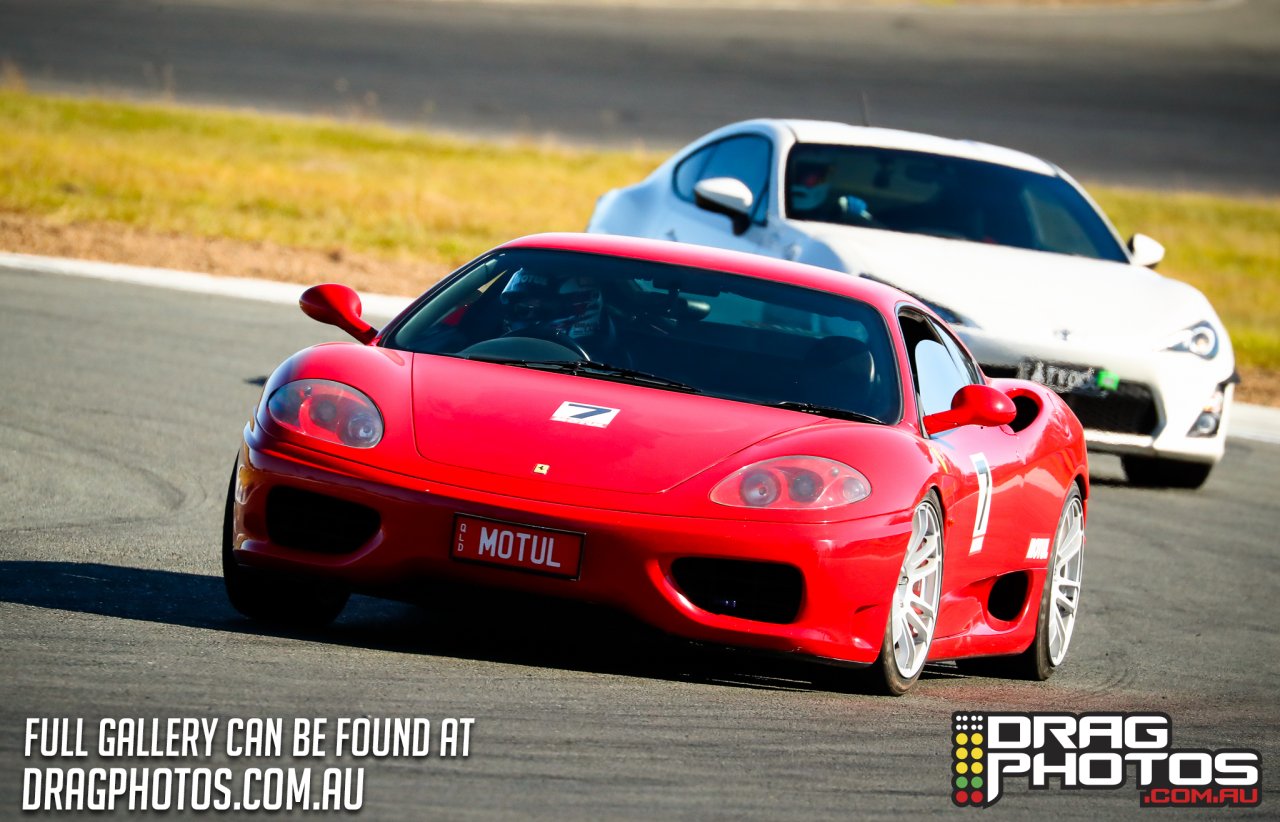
[959,486,1084,681]
[222,459,349,627]
[1121,455,1213,489]
[861,492,945,696]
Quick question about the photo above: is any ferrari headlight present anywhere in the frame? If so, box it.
[710,456,870,510]
[1165,321,1219,359]
[266,379,384,448]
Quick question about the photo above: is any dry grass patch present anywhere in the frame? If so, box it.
[1096,186,1280,372]
[0,91,659,275]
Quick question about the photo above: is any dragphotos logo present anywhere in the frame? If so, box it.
[950,712,1261,808]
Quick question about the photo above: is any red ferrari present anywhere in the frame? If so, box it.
[224,233,1087,694]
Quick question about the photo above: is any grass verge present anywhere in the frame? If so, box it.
[2,90,1277,400]
[0,90,656,293]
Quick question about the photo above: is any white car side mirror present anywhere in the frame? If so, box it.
[694,177,754,235]
[1128,233,1165,268]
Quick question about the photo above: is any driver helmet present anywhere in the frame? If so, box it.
[499,268,558,334]
[552,276,607,342]
[790,160,832,212]
[500,270,611,346]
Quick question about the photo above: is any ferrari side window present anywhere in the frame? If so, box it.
[928,317,982,385]
[900,311,972,419]
[915,340,969,417]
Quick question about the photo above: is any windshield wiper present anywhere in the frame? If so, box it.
[768,401,883,424]
[563,361,702,392]
[465,355,701,393]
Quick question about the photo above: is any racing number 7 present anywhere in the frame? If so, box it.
[968,452,992,555]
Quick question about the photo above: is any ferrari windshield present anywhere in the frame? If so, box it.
[785,144,1129,262]
[384,248,902,423]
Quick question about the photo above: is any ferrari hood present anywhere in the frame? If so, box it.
[806,226,1214,347]
[410,354,813,493]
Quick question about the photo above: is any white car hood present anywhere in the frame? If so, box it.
[803,226,1212,348]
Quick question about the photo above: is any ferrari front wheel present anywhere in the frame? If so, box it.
[222,460,349,627]
[868,493,944,696]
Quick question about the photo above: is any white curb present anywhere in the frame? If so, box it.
[0,251,413,319]
[1229,402,1280,446]
[3,250,1278,443]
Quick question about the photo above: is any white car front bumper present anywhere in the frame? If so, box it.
[959,329,1235,465]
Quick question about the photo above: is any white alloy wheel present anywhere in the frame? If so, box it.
[1048,493,1084,666]
[890,498,944,680]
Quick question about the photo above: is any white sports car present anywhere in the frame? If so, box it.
[588,119,1236,488]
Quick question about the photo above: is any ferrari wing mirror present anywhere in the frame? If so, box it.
[299,284,378,344]
[924,384,1017,435]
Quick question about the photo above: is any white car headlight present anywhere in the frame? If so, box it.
[1165,321,1219,359]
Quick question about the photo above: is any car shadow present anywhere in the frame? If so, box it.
[0,560,959,695]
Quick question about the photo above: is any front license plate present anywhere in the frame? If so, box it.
[1017,359,1100,393]
[451,515,583,579]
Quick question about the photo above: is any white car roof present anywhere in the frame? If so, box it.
[778,119,1059,177]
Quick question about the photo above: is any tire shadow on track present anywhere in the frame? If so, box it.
[0,559,974,696]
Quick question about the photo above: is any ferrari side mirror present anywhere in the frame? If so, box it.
[694,177,754,235]
[924,384,1017,435]
[1128,233,1165,268]
[299,284,378,344]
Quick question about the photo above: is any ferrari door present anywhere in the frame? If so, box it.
[900,311,1023,588]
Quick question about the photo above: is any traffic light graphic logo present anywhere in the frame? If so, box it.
[952,713,986,807]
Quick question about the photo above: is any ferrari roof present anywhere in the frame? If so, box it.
[500,232,915,313]
[778,119,1059,177]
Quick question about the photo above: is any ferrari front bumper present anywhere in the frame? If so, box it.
[229,439,916,665]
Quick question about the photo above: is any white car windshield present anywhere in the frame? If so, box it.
[785,144,1129,263]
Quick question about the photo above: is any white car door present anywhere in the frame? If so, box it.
[660,133,778,256]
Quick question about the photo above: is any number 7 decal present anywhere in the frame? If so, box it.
[551,401,621,428]
[968,452,992,555]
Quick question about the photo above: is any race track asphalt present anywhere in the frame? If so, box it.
[1,0,1278,193]
[1,266,1276,819]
